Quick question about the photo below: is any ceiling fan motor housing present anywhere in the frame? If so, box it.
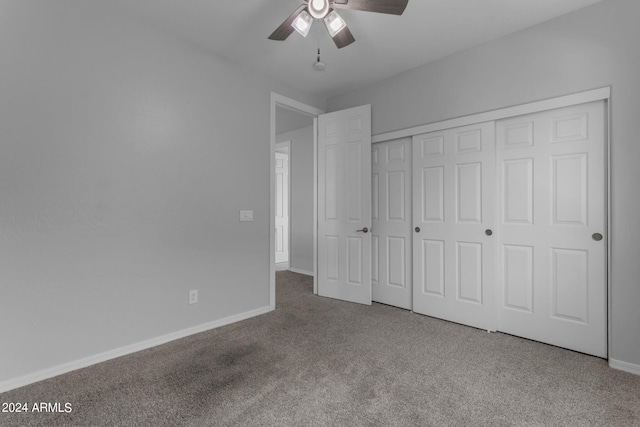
[308,0,330,19]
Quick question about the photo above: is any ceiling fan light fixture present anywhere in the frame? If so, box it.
[308,0,330,19]
[323,10,347,37]
[291,10,313,37]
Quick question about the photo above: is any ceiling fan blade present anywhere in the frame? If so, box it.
[268,5,308,41]
[332,0,408,15]
[331,25,355,49]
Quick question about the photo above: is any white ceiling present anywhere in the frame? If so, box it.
[99,0,602,99]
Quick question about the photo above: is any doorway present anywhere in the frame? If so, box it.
[270,93,324,310]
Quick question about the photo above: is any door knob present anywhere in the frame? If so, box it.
[415,227,421,233]
[356,227,369,233]
[485,229,493,236]
[592,233,603,241]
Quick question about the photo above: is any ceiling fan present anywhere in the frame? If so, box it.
[269,0,409,49]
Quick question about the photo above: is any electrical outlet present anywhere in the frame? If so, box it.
[189,289,198,305]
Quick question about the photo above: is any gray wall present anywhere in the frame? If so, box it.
[277,126,315,274]
[0,1,323,384]
[328,0,640,368]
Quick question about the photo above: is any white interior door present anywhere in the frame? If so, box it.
[275,151,289,264]
[496,101,606,357]
[372,138,412,310]
[412,122,496,331]
[318,105,372,305]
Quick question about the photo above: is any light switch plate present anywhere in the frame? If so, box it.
[239,210,253,222]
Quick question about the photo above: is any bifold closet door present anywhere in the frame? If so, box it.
[412,122,496,331]
[371,138,412,310]
[496,101,607,358]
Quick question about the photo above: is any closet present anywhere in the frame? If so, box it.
[372,100,607,358]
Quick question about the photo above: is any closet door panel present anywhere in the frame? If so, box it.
[412,122,496,331]
[371,138,412,310]
[497,101,606,358]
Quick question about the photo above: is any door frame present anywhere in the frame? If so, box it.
[270,92,324,310]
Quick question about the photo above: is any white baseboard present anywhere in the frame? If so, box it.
[609,358,640,376]
[289,268,314,276]
[0,305,272,393]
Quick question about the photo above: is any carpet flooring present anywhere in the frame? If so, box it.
[1,270,639,426]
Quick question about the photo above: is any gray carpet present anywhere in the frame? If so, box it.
[1,270,639,426]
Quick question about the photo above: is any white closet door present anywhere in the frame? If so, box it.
[372,138,412,310]
[318,105,372,305]
[412,122,496,331]
[496,101,606,358]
